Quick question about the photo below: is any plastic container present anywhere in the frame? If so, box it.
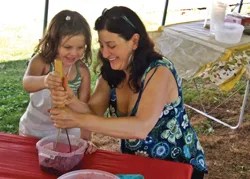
[215,22,244,44]
[210,0,228,34]
[58,169,119,179]
[36,133,88,176]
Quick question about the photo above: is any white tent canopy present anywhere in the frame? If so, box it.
[41,0,246,35]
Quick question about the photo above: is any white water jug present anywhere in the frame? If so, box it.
[210,0,227,34]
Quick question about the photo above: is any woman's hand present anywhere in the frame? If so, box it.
[51,85,76,106]
[51,86,68,107]
[50,107,80,129]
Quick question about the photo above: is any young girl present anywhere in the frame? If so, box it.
[19,10,95,153]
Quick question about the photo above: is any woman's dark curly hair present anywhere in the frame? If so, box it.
[35,10,92,65]
[94,6,162,92]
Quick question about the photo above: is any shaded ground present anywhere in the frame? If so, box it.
[92,93,250,179]
[193,97,250,179]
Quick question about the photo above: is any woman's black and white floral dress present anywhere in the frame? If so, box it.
[109,57,208,173]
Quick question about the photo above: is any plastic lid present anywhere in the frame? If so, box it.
[58,169,119,179]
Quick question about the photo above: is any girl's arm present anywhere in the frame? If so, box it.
[77,62,91,103]
[23,55,62,93]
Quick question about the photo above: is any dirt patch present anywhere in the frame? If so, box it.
[199,118,250,179]
[92,96,250,179]
[193,100,250,179]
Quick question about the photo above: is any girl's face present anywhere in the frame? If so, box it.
[98,30,139,71]
[57,34,86,67]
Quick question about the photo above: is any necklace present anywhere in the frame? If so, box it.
[65,64,73,78]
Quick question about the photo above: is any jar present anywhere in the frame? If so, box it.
[210,0,228,34]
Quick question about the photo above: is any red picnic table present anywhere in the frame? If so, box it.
[0,132,193,179]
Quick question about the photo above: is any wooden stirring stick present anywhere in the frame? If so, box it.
[54,59,72,152]
[54,59,65,108]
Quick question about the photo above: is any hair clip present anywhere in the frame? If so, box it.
[65,16,71,21]
[102,8,108,15]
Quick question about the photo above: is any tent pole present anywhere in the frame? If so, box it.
[161,0,169,26]
[238,0,244,13]
[43,0,49,36]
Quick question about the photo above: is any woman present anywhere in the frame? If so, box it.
[50,6,208,178]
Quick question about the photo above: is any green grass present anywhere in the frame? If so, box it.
[182,77,246,105]
[0,59,29,133]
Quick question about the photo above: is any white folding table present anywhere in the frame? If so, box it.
[149,21,250,129]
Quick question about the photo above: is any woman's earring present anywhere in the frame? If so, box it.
[128,53,134,64]
[132,33,140,50]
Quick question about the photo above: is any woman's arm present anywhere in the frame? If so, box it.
[88,76,110,116]
[51,67,178,139]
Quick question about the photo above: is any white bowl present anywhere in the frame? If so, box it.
[58,169,119,179]
[215,22,244,44]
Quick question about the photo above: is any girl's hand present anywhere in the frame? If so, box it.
[44,72,62,89]
[85,141,98,154]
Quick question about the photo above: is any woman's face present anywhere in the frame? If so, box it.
[98,30,138,71]
[57,34,86,67]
